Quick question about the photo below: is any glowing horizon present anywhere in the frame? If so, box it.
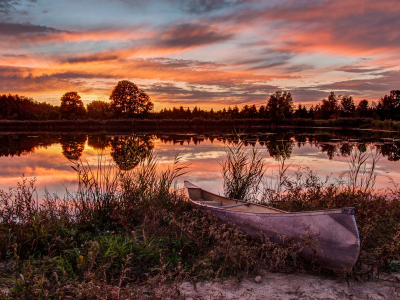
[1,0,400,110]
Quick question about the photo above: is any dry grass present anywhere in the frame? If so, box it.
[0,150,307,299]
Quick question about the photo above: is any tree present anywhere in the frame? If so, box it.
[340,95,355,117]
[308,105,315,119]
[60,91,86,120]
[316,91,339,119]
[258,105,267,118]
[87,100,111,120]
[376,90,400,120]
[109,80,153,118]
[356,99,369,118]
[266,90,294,120]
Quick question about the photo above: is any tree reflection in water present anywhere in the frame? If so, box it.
[87,134,111,150]
[60,134,87,161]
[0,134,57,157]
[110,135,154,171]
[0,132,399,163]
[377,143,400,161]
[265,135,294,160]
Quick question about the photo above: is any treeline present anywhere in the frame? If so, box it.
[1,79,399,121]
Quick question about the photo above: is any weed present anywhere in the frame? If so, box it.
[220,134,266,201]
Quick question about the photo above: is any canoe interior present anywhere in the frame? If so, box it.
[185,181,285,213]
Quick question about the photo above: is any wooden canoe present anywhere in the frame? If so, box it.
[184,181,360,270]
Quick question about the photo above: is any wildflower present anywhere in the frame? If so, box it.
[111,231,115,234]
[106,231,110,234]
[131,231,135,234]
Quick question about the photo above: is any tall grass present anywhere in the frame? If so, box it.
[220,135,266,201]
[0,149,307,299]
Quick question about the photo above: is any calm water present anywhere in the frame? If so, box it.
[1,128,400,198]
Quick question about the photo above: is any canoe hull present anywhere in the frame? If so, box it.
[184,182,360,270]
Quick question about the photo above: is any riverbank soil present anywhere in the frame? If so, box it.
[178,272,399,300]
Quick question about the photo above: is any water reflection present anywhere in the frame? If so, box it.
[0,130,400,163]
[109,135,154,171]
[61,134,86,161]
[0,134,56,157]
[1,129,400,198]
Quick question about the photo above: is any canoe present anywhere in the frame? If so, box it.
[184,181,360,270]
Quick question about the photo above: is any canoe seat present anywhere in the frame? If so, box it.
[198,200,222,206]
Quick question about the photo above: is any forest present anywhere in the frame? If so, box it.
[1,80,399,122]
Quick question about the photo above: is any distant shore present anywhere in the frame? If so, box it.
[0,117,399,132]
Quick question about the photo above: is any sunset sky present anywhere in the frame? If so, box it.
[1,0,400,110]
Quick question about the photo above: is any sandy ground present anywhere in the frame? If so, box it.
[178,272,400,300]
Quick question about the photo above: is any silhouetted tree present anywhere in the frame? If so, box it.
[60,92,86,120]
[266,90,293,120]
[340,95,355,117]
[0,94,59,120]
[356,99,370,118]
[315,91,339,119]
[258,105,267,118]
[308,105,315,119]
[87,100,111,120]
[294,104,309,118]
[376,90,400,120]
[109,80,153,118]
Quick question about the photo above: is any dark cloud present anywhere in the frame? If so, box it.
[337,65,384,74]
[287,70,400,104]
[63,54,119,64]
[158,23,233,49]
[0,65,114,93]
[210,0,400,53]
[1,53,26,57]
[179,0,253,14]
[317,71,400,94]
[185,0,231,14]
[135,57,223,70]
[0,0,38,16]
[0,0,16,15]
[234,55,292,70]
[0,22,66,36]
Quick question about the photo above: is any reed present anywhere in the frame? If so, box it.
[0,149,306,299]
[220,134,266,201]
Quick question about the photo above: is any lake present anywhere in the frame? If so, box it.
[1,128,400,198]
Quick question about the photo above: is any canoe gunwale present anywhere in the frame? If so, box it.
[184,181,356,217]
[189,199,354,217]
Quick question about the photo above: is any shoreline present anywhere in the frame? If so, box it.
[0,124,399,134]
[0,117,398,133]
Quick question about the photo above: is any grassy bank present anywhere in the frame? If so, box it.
[0,145,399,299]
[1,117,400,132]
[0,153,308,299]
